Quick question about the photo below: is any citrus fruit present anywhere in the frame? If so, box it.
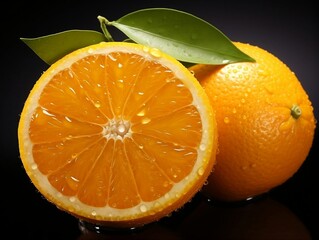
[189,42,316,202]
[18,41,218,228]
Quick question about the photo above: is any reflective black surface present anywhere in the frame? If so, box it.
[2,1,318,239]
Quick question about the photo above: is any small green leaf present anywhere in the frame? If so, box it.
[108,8,255,65]
[21,30,107,65]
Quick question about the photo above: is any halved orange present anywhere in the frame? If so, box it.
[18,42,217,228]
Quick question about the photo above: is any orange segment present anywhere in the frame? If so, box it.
[18,42,217,228]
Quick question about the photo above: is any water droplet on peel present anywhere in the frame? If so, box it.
[91,211,97,216]
[199,144,206,151]
[139,205,147,212]
[138,144,144,149]
[232,108,237,114]
[137,109,145,117]
[241,98,246,103]
[141,117,151,124]
[197,167,204,176]
[150,48,162,58]
[94,101,101,108]
[31,163,38,170]
[224,117,230,124]
[118,63,123,68]
[117,79,124,88]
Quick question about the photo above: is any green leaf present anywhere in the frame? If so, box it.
[20,30,107,65]
[108,8,255,65]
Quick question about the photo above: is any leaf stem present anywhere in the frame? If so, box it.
[97,16,114,42]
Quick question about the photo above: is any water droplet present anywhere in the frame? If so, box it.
[138,144,144,149]
[241,98,246,103]
[242,115,247,120]
[94,101,101,108]
[150,48,162,58]
[199,144,206,151]
[31,163,38,170]
[164,193,170,199]
[117,79,124,88]
[139,205,147,212]
[88,48,94,54]
[118,63,123,68]
[137,108,145,117]
[197,167,204,176]
[69,197,76,202]
[141,117,151,124]
[232,108,237,114]
[91,210,97,216]
[223,117,230,124]
[143,46,150,52]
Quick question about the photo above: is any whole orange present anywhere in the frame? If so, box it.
[189,42,316,202]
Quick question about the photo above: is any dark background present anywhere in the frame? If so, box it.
[2,1,318,239]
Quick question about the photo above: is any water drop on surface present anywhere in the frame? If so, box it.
[224,117,230,124]
[137,109,145,117]
[150,48,162,58]
[94,101,101,108]
[197,167,204,176]
[139,205,147,213]
[143,46,150,52]
[199,144,206,151]
[31,163,38,170]
[91,211,97,216]
[141,117,151,124]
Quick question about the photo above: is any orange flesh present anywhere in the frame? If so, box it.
[29,52,202,208]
